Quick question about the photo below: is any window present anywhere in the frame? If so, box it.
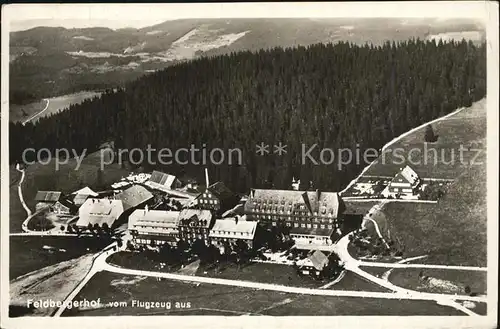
[294,223,299,228]
[301,223,306,228]
[307,223,311,228]
[313,224,318,228]
[320,224,325,229]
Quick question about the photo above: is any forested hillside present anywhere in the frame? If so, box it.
[10,39,486,193]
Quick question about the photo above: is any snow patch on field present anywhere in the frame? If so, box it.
[157,28,251,61]
[73,36,94,41]
[10,254,94,316]
[110,276,146,286]
[146,30,164,35]
[426,31,484,42]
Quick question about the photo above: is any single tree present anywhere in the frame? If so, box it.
[424,124,438,143]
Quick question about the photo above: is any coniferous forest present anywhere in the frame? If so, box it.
[9,39,486,193]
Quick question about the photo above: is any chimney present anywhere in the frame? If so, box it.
[205,168,210,188]
[315,189,321,212]
[145,205,149,213]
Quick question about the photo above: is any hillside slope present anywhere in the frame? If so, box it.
[9,18,485,104]
[369,99,487,266]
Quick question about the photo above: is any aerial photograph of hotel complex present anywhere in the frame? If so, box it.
[2,3,497,328]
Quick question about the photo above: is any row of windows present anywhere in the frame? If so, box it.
[134,225,177,232]
[135,238,171,245]
[271,222,334,229]
[212,230,251,236]
[292,235,331,241]
[198,198,219,205]
[253,213,336,222]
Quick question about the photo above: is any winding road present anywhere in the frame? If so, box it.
[22,98,49,125]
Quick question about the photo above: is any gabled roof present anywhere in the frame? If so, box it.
[392,165,420,186]
[148,170,178,189]
[35,191,61,202]
[115,185,154,211]
[245,189,344,218]
[128,209,180,233]
[72,186,98,196]
[308,250,329,271]
[209,219,257,239]
[206,181,235,201]
[99,141,115,149]
[56,198,77,210]
[178,209,213,228]
[73,194,91,206]
[77,198,124,227]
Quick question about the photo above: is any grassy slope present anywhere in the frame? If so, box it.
[9,235,112,279]
[65,271,462,316]
[364,98,486,178]
[367,98,487,266]
[389,268,487,295]
[9,99,47,123]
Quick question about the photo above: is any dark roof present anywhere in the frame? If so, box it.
[290,226,335,237]
[115,185,154,211]
[244,189,344,218]
[148,170,178,188]
[207,181,235,201]
[73,194,91,206]
[57,198,77,210]
[35,191,61,202]
[178,209,213,228]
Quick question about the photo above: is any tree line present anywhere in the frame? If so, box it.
[10,38,486,193]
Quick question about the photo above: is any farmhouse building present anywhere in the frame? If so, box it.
[209,218,258,250]
[35,191,62,211]
[114,185,154,212]
[128,209,180,247]
[191,181,240,214]
[76,198,124,229]
[296,250,335,278]
[178,209,214,244]
[290,225,337,251]
[385,165,421,198]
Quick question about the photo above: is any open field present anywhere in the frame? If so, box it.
[10,254,95,317]
[357,98,487,266]
[389,268,487,295]
[363,98,486,179]
[327,271,391,292]
[10,235,112,279]
[9,99,48,122]
[10,91,102,123]
[108,251,323,288]
[343,200,379,216]
[261,294,464,316]
[381,161,486,266]
[64,271,464,316]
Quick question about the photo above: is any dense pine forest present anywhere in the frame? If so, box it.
[10,39,486,193]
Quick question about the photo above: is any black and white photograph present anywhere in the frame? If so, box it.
[1,2,498,328]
